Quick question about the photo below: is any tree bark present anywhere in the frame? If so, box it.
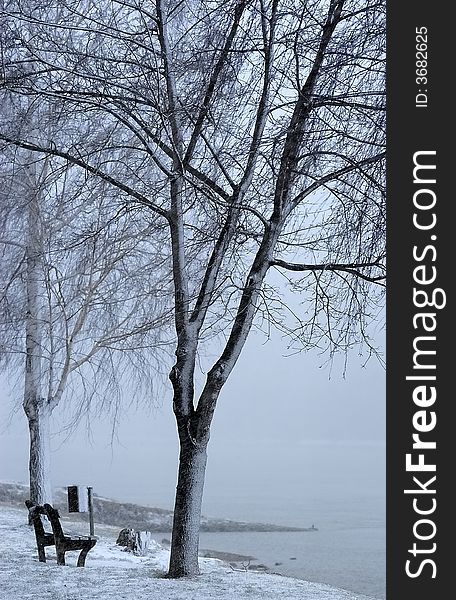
[23,160,53,506]
[25,401,53,505]
[168,433,208,577]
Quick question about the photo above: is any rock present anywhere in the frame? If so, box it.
[116,528,136,550]
[116,528,153,555]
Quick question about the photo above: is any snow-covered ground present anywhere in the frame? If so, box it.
[0,504,375,600]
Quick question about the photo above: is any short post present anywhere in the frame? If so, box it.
[87,486,94,537]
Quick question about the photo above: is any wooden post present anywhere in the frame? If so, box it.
[87,486,94,537]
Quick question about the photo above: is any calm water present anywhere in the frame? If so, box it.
[198,495,385,600]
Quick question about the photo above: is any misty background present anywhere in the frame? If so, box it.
[0,326,384,526]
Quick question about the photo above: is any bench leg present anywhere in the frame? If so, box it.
[77,547,91,567]
[56,545,66,566]
[37,544,46,563]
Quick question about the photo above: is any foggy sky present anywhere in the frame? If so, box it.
[0,324,385,526]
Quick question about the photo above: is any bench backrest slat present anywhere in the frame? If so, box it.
[43,503,65,541]
[25,500,49,538]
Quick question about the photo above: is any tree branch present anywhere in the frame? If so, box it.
[270,258,386,285]
[0,134,170,219]
[184,0,249,165]
[289,152,385,210]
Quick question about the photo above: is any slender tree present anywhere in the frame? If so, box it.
[1,0,385,575]
[1,109,172,505]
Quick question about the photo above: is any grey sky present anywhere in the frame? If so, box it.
[0,322,385,526]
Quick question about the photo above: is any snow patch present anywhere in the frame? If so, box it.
[0,505,377,600]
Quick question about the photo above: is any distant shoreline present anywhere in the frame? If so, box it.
[0,481,313,533]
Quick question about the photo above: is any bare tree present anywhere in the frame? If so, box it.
[1,0,385,576]
[0,103,172,505]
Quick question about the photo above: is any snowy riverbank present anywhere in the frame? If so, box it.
[0,504,376,600]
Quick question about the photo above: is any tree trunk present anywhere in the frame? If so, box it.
[23,159,53,506]
[26,401,53,505]
[168,438,208,577]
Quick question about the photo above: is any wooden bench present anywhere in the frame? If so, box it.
[25,500,97,566]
